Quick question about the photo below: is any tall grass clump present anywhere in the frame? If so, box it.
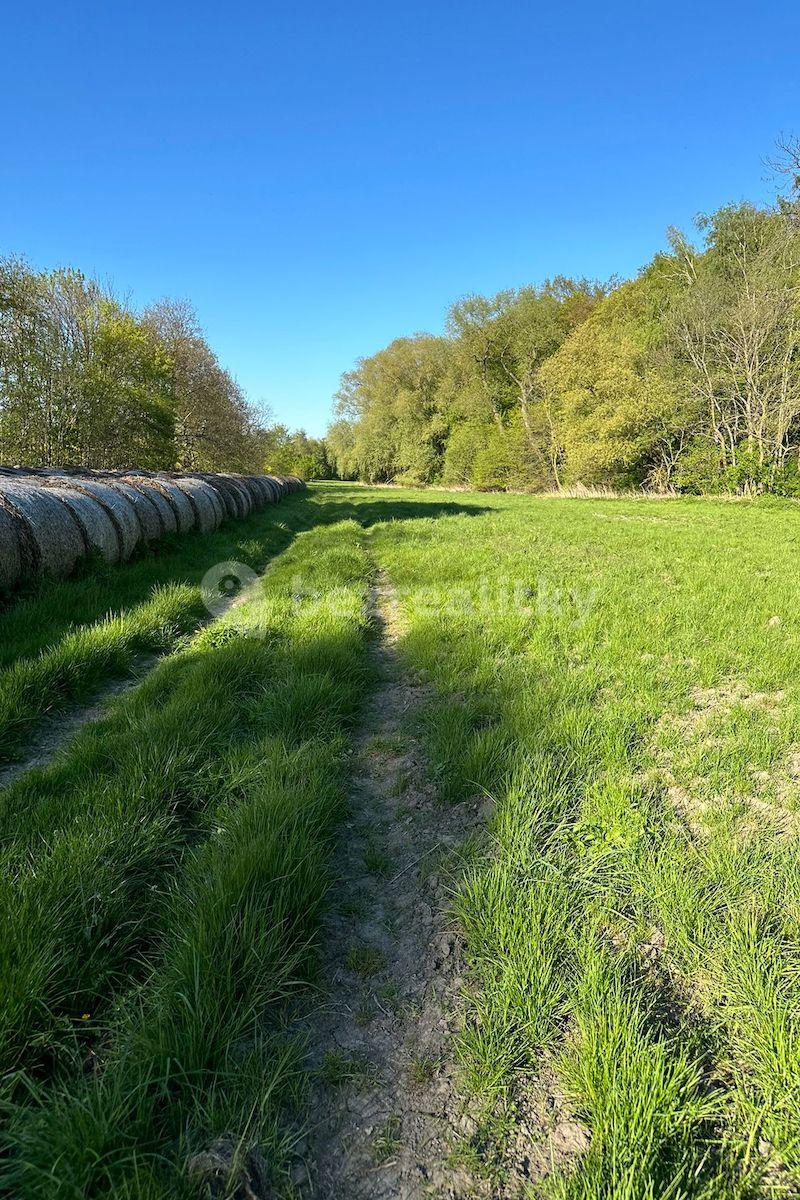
[0,517,374,1197]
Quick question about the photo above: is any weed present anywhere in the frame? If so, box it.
[346,943,387,978]
[373,1116,402,1164]
[318,1049,374,1089]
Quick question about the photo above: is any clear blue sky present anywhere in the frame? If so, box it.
[2,0,798,436]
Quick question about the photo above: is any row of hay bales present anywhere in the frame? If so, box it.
[0,468,304,593]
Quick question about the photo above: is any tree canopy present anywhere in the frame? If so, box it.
[328,166,800,495]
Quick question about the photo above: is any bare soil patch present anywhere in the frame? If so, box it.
[649,681,800,838]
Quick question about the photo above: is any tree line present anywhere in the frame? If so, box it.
[327,141,800,494]
[0,256,304,475]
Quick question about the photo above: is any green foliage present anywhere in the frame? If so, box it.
[328,185,800,496]
[0,259,301,473]
[260,424,332,479]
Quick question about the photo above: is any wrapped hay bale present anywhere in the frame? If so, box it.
[49,486,122,563]
[210,474,249,519]
[257,475,281,504]
[247,476,273,507]
[0,505,23,592]
[171,477,223,533]
[0,480,85,577]
[121,477,179,535]
[150,476,196,534]
[102,479,164,542]
[257,477,277,503]
[194,474,241,520]
[229,474,263,511]
[224,475,256,517]
[264,476,284,502]
[264,475,287,499]
[43,478,142,560]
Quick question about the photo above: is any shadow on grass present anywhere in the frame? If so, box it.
[0,490,490,654]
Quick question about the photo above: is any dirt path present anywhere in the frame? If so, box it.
[0,578,257,790]
[0,654,158,789]
[297,576,491,1199]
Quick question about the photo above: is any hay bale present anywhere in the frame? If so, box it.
[261,477,282,503]
[267,475,288,499]
[121,477,178,535]
[230,474,263,511]
[257,477,276,503]
[49,486,122,563]
[209,475,247,518]
[222,475,255,517]
[250,476,274,507]
[0,504,23,592]
[102,479,163,542]
[195,474,241,520]
[171,477,223,533]
[150,476,196,533]
[43,478,142,560]
[0,481,86,577]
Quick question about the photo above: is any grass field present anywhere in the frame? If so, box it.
[2,482,800,1197]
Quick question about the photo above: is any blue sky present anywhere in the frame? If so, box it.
[2,0,798,436]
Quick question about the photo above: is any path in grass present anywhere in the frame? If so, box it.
[0,571,260,789]
[302,576,496,1199]
[0,653,157,788]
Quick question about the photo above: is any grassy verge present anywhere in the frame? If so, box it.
[0,497,311,762]
[364,486,800,1197]
[0,517,375,1198]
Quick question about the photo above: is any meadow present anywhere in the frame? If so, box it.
[2,482,800,1198]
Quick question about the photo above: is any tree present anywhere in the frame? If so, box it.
[669,204,800,491]
[540,258,694,490]
[143,299,263,471]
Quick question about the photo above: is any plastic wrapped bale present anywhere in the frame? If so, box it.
[264,475,287,499]
[200,479,226,526]
[236,474,264,509]
[43,478,142,560]
[255,475,280,506]
[121,477,178,535]
[249,475,271,508]
[257,477,277,503]
[49,486,122,563]
[195,474,241,520]
[0,481,85,578]
[171,477,223,533]
[249,476,274,507]
[102,479,164,542]
[221,474,254,517]
[230,474,263,511]
[0,504,23,592]
[150,476,196,534]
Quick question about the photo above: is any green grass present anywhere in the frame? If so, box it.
[0,499,308,762]
[0,511,376,1197]
[354,483,800,1197]
[346,942,388,978]
[7,481,800,1196]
